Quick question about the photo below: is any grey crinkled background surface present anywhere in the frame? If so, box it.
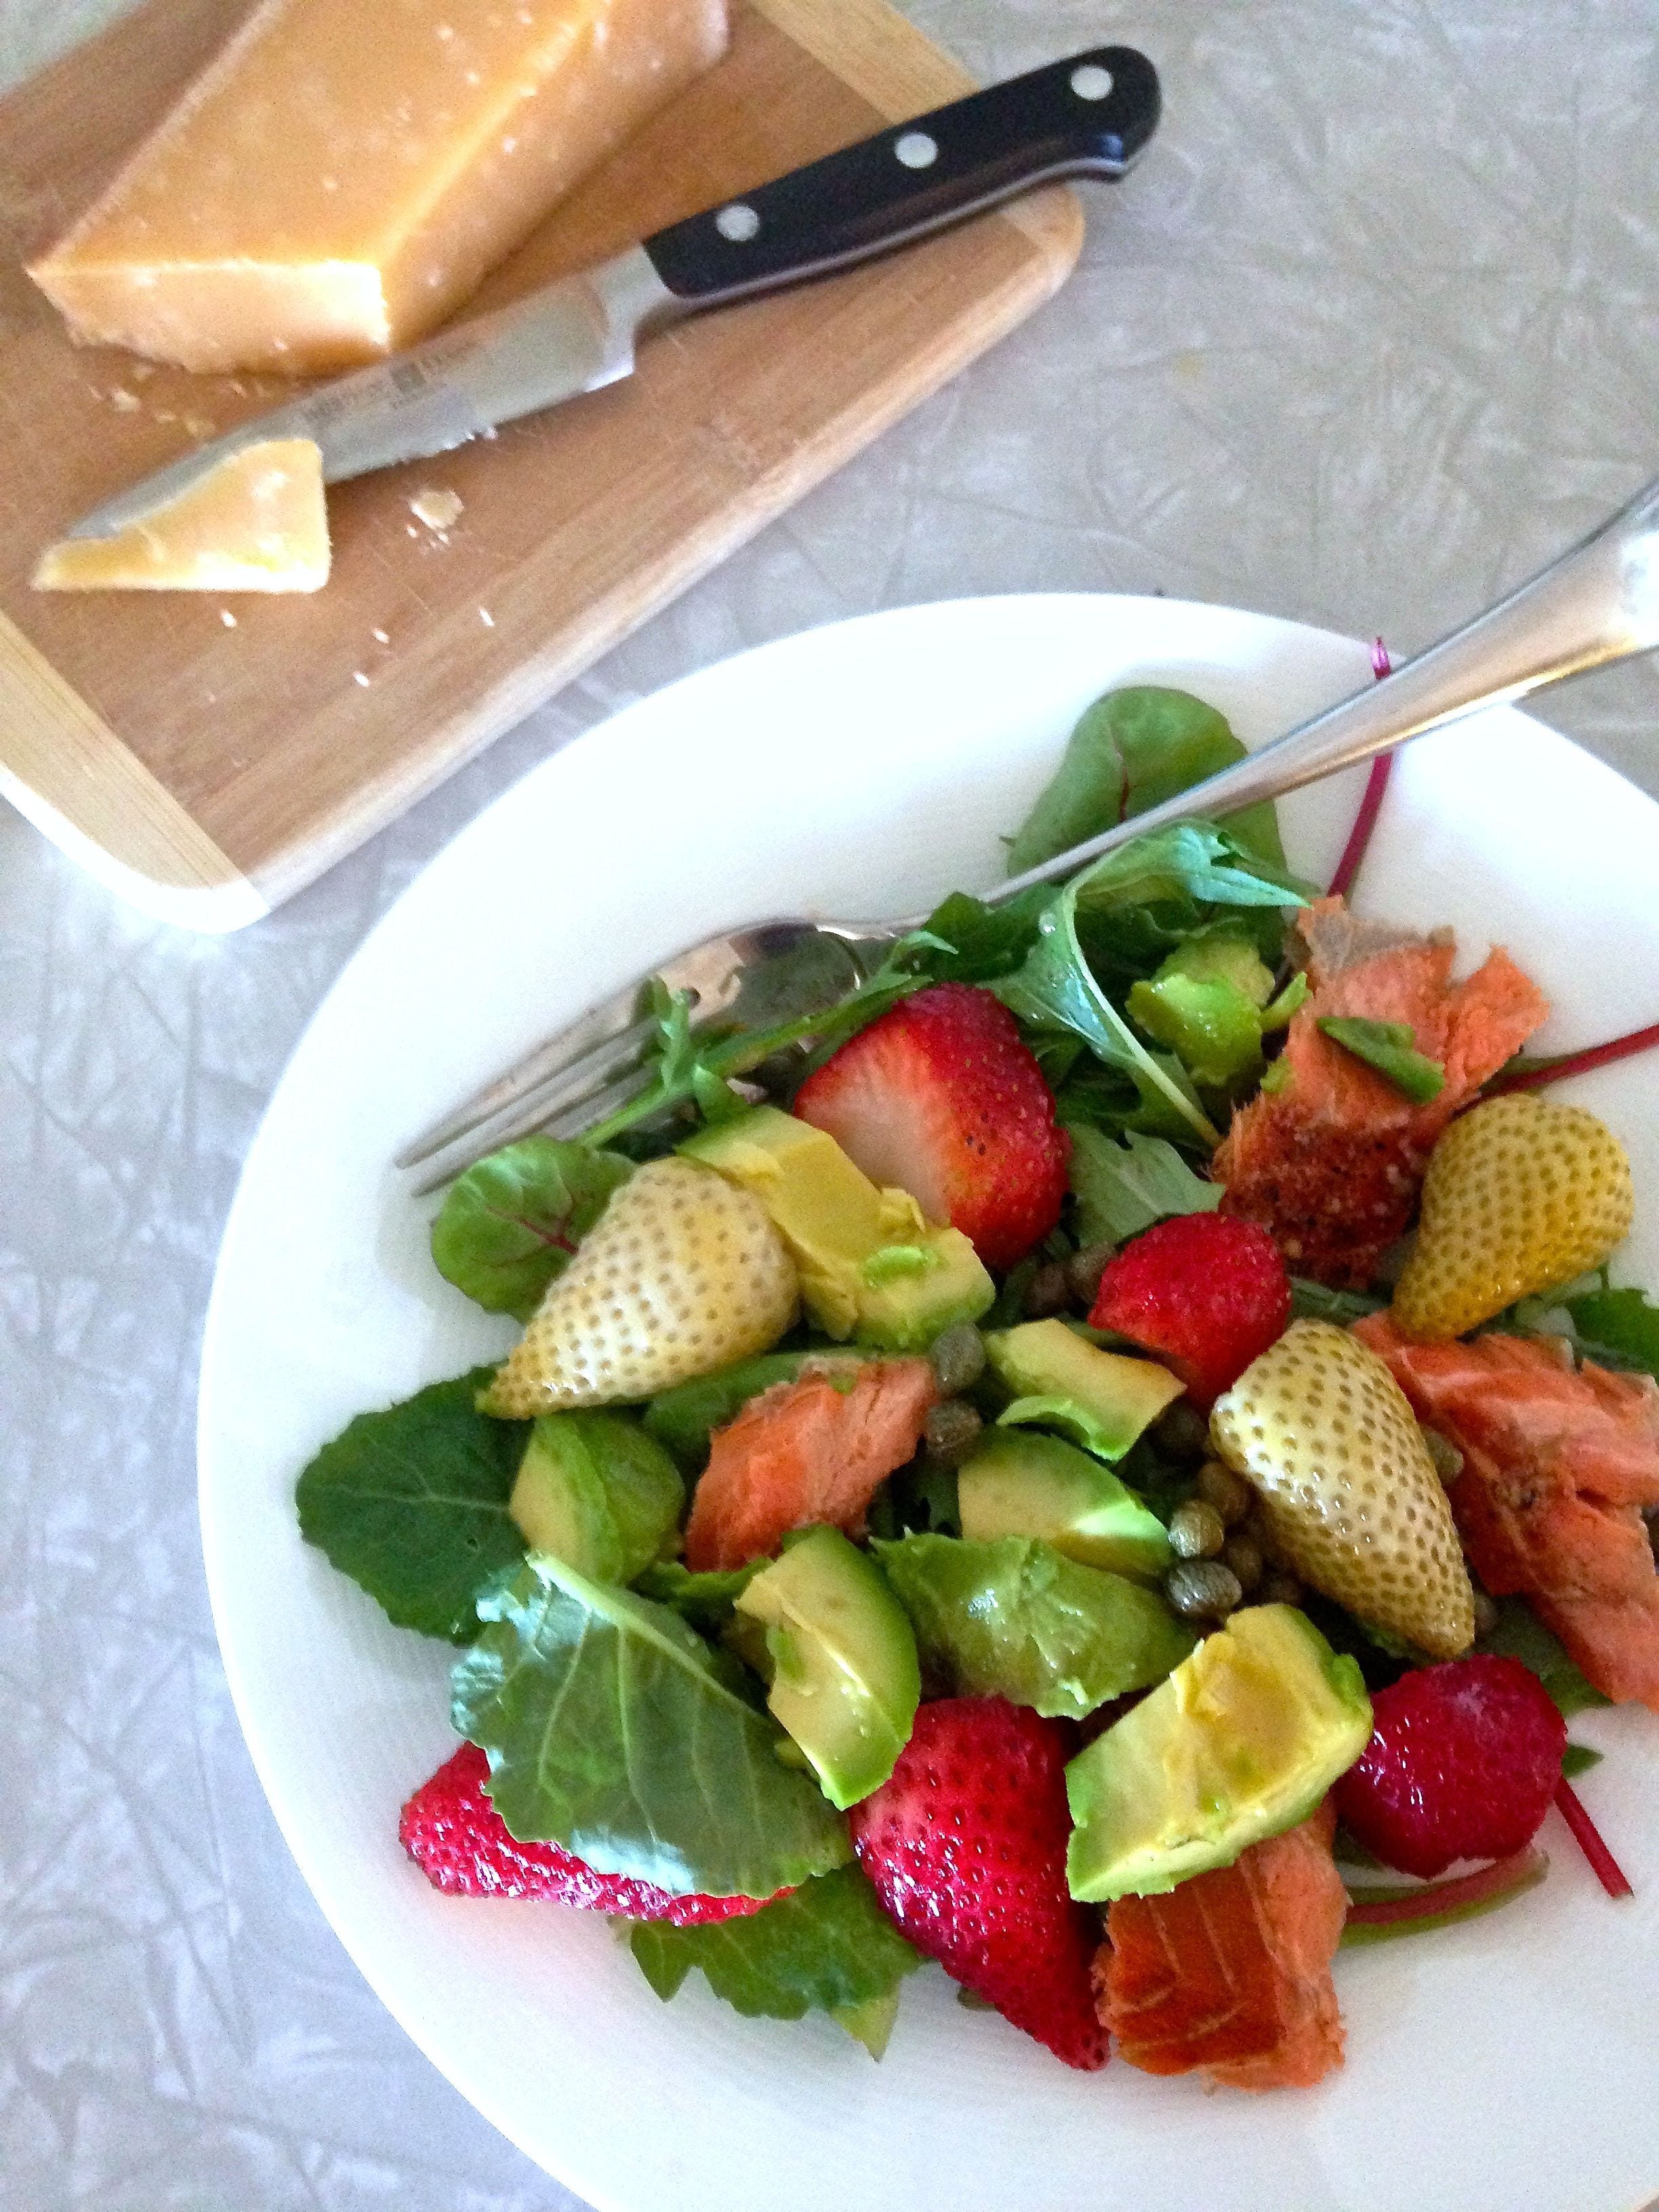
[2,1,1656,2207]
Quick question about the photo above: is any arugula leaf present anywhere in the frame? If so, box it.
[430,1137,634,1321]
[1067,822,1308,987]
[1317,1018,1446,1106]
[1477,1595,1612,1719]
[1562,1286,1659,1380]
[1561,1742,1603,1779]
[628,1864,921,2049]
[451,1554,851,1896]
[295,1370,528,1642]
[632,1558,766,1633]
[1006,686,1286,877]
[906,886,1052,983]
[1066,1125,1221,1246]
[994,826,1306,1149]
[875,1534,1194,1717]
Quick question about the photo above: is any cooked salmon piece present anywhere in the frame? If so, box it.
[683,1358,937,1571]
[1096,1801,1347,2091]
[1216,897,1549,1286]
[1355,1313,1659,1711]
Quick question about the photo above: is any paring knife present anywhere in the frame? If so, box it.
[60,46,1160,546]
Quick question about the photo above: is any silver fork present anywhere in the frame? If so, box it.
[400,470,1659,1193]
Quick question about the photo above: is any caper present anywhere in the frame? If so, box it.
[922,1398,983,1469]
[1221,1529,1265,1594]
[1195,1458,1254,1525]
[1258,1568,1304,1607]
[1065,1241,1115,1311]
[1421,1427,1464,1487]
[1151,1399,1213,1465]
[1471,1587,1500,1639]
[1023,1261,1073,1319]
[1168,1500,1227,1560]
[1165,1558,1244,1621]
[928,1322,986,1397]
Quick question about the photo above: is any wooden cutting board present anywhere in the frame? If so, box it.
[0,0,1080,929]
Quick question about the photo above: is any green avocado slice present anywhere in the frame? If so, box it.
[1064,1603,1373,1901]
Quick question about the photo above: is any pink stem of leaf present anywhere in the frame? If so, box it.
[1487,1023,1659,1097]
[1553,1776,1633,1899]
[1326,640,1394,900]
[1343,1847,1543,1925]
[1328,752,1395,901]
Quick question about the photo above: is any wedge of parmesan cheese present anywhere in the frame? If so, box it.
[33,440,330,592]
[28,0,729,373]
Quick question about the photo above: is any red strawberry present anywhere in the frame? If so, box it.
[1090,1212,1290,1408]
[401,1743,783,1923]
[1334,1656,1567,1879]
[793,983,1069,1270]
[848,1696,1105,2068]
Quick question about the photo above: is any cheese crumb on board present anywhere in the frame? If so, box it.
[410,487,465,532]
[33,439,330,592]
[27,0,729,374]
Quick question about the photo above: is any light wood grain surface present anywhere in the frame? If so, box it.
[0,0,1081,924]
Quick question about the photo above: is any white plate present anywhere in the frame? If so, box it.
[199,596,1659,2212]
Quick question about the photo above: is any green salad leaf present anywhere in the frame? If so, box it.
[1006,686,1286,877]
[629,1864,922,2053]
[874,1534,1195,1718]
[1290,1277,1387,1326]
[994,825,1306,1148]
[451,1554,851,1897]
[430,1136,634,1320]
[1477,1595,1612,1719]
[632,1558,766,1633]
[1561,1286,1659,1380]
[295,1369,528,1642]
[1317,1017,1446,1105]
[1066,1125,1221,1246]
[1561,1742,1604,1779]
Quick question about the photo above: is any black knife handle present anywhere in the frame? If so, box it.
[642,45,1160,307]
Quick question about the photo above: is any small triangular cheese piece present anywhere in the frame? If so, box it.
[34,438,329,592]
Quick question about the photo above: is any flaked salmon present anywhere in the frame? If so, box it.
[1096,1801,1347,2090]
[683,1358,937,1571]
[1355,1313,1659,1711]
[1216,898,1549,1286]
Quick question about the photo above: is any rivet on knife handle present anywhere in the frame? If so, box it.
[641,45,1162,307]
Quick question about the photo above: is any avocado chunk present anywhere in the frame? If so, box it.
[643,1349,867,1470]
[1064,1603,1373,1902]
[956,1427,1172,1580]
[682,1107,994,1351]
[875,1533,1195,1718]
[735,1525,921,1809]
[508,1412,684,1585]
[982,1319,1183,1460]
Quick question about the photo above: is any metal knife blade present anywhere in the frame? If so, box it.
[57,46,1162,546]
[60,247,674,542]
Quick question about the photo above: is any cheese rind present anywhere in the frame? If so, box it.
[28,0,729,373]
[33,439,331,592]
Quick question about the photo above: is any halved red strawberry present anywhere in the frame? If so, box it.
[1334,1656,1566,1879]
[401,1743,784,1923]
[1090,1212,1290,1408]
[793,983,1069,1270]
[848,1696,1105,2068]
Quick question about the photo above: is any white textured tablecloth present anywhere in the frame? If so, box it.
[3,3,1656,2206]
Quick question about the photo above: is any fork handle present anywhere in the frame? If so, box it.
[989,470,1659,907]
